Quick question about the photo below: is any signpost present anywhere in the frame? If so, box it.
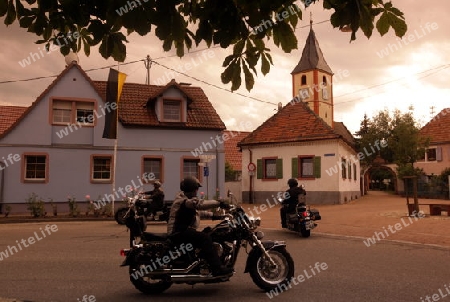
[198,155,216,198]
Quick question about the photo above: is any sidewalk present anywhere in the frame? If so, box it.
[242,191,450,248]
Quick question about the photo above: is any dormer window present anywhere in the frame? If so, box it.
[301,75,307,85]
[163,99,181,122]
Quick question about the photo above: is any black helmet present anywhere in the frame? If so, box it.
[287,178,298,188]
[180,176,202,192]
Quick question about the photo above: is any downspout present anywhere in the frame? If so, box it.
[249,149,253,204]
[0,162,5,214]
[216,145,219,198]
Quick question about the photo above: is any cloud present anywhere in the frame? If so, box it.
[0,0,449,136]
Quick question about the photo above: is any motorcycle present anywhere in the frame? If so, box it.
[114,191,171,225]
[119,201,295,294]
[279,186,322,238]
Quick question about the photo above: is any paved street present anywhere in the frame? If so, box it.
[1,220,449,302]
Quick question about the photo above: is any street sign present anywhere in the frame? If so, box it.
[248,162,256,172]
[203,166,209,177]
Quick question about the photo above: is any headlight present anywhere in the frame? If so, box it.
[247,216,261,230]
[255,231,264,240]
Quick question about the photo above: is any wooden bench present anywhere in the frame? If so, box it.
[407,203,450,216]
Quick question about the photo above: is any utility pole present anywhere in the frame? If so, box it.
[144,55,152,85]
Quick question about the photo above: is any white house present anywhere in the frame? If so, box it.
[0,63,226,213]
[238,24,360,205]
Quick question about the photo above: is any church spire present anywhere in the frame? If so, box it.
[291,20,333,75]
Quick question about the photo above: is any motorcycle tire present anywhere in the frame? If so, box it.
[248,247,295,292]
[114,208,128,225]
[300,226,311,238]
[129,265,173,294]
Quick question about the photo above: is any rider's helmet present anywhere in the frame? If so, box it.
[180,176,202,192]
[287,178,298,188]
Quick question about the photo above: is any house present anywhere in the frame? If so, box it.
[416,108,450,175]
[238,23,360,205]
[223,130,251,200]
[0,62,226,213]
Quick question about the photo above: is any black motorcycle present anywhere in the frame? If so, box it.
[119,202,295,294]
[279,189,321,238]
[114,192,171,225]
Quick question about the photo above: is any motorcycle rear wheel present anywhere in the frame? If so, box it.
[129,265,173,294]
[248,247,295,292]
[300,227,311,238]
[114,208,128,225]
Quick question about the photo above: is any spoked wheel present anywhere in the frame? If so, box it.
[249,247,295,292]
[129,264,173,294]
[114,208,128,225]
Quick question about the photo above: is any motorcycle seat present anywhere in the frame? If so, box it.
[142,232,168,241]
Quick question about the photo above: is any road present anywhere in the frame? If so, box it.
[0,221,449,302]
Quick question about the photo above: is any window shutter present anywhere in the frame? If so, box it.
[276,158,283,179]
[313,156,321,178]
[291,157,298,178]
[256,159,263,179]
[436,147,442,161]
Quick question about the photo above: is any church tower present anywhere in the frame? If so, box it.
[291,19,334,128]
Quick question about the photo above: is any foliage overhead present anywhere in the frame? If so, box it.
[0,0,407,91]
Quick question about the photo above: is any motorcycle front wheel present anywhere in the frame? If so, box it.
[300,226,311,238]
[114,208,128,225]
[129,265,173,294]
[248,247,295,292]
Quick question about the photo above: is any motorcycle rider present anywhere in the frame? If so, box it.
[143,181,165,220]
[167,176,233,276]
[280,178,306,228]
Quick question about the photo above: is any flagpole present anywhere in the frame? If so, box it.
[111,63,121,217]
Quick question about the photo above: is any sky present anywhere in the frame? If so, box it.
[0,0,449,135]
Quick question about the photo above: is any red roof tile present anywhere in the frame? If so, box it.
[0,105,28,135]
[238,100,354,148]
[420,108,450,144]
[223,130,251,171]
[92,81,225,130]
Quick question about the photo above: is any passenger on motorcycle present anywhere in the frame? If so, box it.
[143,181,165,220]
[167,176,233,276]
[280,178,306,228]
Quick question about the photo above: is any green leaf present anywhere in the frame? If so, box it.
[376,12,389,36]
[261,54,270,75]
[19,15,34,27]
[83,37,90,56]
[222,54,235,67]
[389,13,407,37]
[221,63,235,84]
[0,0,8,17]
[272,22,297,53]
[5,0,16,25]
[242,61,254,91]
[230,60,241,91]
[233,39,245,55]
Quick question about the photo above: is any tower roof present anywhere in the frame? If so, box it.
[291,26,333,75]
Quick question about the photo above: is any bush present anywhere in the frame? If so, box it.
[26,193,46,218]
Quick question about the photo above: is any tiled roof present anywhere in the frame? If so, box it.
[92,80,226,130]
[291,26,333,75]
[0,105,28,135]
[0,62,102,139]
[334,122,355,147]
[223,130,251,171]
[238,100,354,148]
[420,108,450,144]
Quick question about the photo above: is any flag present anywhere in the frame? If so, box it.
[102,68,127,139]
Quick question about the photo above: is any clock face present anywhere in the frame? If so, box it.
[298,88,309,100]
[322,87,329,100]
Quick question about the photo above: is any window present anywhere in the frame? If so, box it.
[322,76,327,86]
[300,157,314,178]
[291,156,321,179]
[23,154,48,182]
[163,99,181,121]
[301,75,307,85]
[341,158,347,179]
[143,157,163,182]
[91,155,113,183]
[183,158,200,179]
[256,158,283,180]
[426,148,436,161]
[348,162,352,180]
[51,99,95,125]
[353,163,357,181]
[264,158,277,179]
